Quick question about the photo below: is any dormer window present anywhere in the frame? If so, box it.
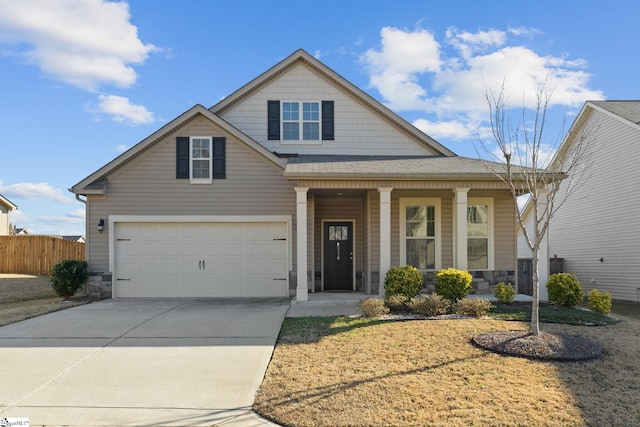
[268,100,334,142]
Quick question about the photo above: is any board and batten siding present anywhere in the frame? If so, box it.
[86,115,296,273]
[549,109,640,301]
[218,62,437,157]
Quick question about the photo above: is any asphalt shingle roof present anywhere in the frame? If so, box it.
[590,100,640,125]
[283,155,512,179]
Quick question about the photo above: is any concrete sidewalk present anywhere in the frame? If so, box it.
[0,298,288,426]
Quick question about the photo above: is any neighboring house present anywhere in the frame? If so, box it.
[62,235,86,243]
[15,228,30,235]
[71,49,535,300]
[0,194,17,236]
[519,100,640,302]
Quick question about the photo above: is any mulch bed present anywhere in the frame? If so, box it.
[472,330,604,361]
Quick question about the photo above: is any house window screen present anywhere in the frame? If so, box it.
[467,205,489,269]
[405,205,436,270]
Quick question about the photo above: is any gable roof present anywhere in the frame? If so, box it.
[589,100,640,128]
[210,49,456,157]
[70,104,286,195]
[0,194,17,211]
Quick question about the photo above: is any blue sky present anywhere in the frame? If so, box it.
[0,0,638,236]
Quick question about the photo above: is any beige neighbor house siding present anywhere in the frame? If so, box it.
[218,62,438,157]
[549,107,640,301]
[0,208,9,235]
[86,115,296,273]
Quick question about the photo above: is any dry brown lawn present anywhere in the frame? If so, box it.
[0,274,86,326]
[255,315,640,427]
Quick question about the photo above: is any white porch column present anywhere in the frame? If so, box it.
[378,187,393,297]
[295,187,309,301]
[453,188,470,271]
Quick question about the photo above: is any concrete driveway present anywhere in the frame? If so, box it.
[0,298,289,426]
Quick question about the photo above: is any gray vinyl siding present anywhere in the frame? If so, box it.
[490,192,517,270]
[219,63,438,157]
[549,109,640,301]
[86,115,296,272]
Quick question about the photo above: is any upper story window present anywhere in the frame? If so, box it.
[282,101,320,141]
[190,137,212,183]
[176,136,226,183]
[268,100,334,143]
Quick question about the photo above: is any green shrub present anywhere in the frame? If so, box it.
[587,289,612,314]
[49,259,89,300]
[359,298,389,318]
[434,268,472,303]
[384,266,424,299]
[546,273,584,307]
[385,294,409,311]
[494,282,516,304]
[408,294,450,317]
[456,298,494,318]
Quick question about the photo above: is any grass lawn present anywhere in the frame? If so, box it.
[255,305,640,427]
[0,274,87,326]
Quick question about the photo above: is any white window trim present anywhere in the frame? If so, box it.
[399,198,441,271]
[280,101,322,145]
[467,197,494,270]
[190,136,212,184]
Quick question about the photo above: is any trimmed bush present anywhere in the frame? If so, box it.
[359,298,389,318]
[546,273,584,307]
[385,294,409,311]
[384,266,424,299]
[434,268,472,303]
[49,259,89,300]
[494,282,516,304]
[456,298,494,318]
[588,289,612,314]
[408,294,450,317]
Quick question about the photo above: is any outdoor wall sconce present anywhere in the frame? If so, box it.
[97,219,105,234]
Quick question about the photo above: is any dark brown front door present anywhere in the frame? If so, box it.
[324,222,353,291]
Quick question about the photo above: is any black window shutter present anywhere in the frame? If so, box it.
[322,100,334,140]
[212,137,226,179]
[176,137,190,179]
[267,100,280,140]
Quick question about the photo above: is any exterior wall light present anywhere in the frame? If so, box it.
[98,218,105,234]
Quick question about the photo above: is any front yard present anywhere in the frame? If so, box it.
[255,311,640,426]
[0,274,86,326]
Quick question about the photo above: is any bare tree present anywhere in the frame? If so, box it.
[477,81,594,335]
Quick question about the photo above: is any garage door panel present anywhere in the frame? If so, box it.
[115,222,288,298]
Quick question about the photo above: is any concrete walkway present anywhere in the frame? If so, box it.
[0,298,289,426]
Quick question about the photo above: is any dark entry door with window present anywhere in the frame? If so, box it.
[324,222,353,291]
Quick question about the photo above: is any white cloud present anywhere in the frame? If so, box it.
[94,94,154,125]
[361,26,605,141]
[116,144,130,153]
[0,0,157,91]
[413,118,472,141]
[362,26,441,110]
[0,181,73,203]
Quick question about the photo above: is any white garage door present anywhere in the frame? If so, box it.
[114,222,288,298]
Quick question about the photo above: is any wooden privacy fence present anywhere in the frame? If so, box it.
[0,236,85,275]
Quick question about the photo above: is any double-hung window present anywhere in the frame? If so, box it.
[190,137,212,183]
[282,101,320,141]
[400,198,441,270]
[467,198,493,270]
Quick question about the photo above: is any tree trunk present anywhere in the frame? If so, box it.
[531,252,540,335]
